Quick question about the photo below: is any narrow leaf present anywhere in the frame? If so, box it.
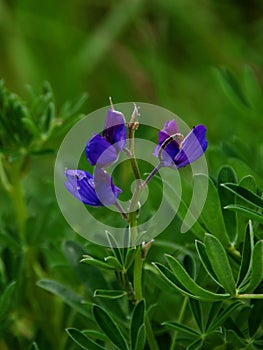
[221,183,263,210]
[124,247,137,270]
[37,279,92,318]
[236,221,254,289]
[218,166,237,242]
[207,301,242,332]
[81,256,116,270]
[204,234,236,296]
[94,289,126,299]
[104,256,123,270]
[224,205,263,223]
[205,302,223,332]
[189,299,203,332]
[165,255,231,301]
[66,328,105,350]
[187,338,203,350]
[0,281,16,323]
[246,240,263,292]
[93,305,128,350]
[195,240,223,287]
[194,174,230,246]
[28,343,39,350]
[162,321,199,336]
[130,299,145,350]
[134,324,146,350]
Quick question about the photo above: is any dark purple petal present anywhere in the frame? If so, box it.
[158,120,179,143]
[64,169,102,206]
[153,141,180,167]
[85,133,118,167]
[94,167,122,206]
[103,109,126,152]
[174,125,208,168]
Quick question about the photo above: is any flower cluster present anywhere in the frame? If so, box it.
[64,109,126,207]
[64,106,208,216]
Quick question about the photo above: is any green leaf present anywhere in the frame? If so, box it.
[187,338,203,350]
[221,183,263,210]
[81,255,116,270]
[189,299,203,332]
[217,166,238,242]
[194,174,230,246]
[37,279,92,318]
[205,302,223,332]
[236,221,254,290]
[195,240,223,287]
[105,231,124,265]
[134,324,146,350]
[207,301,242,332]
[204,234,236,296]
[130,299,145,350]
[94,289,126,299]
[224,205,263,224]
[82,330,107,342]
[124,247,137,270]
[66,328,105,350]
[161,256,230,301]
[162,321,199,336]
[28,342,39,350]
[242,65,263,111]
[104,256,123,270]
[93,305,128,350]
[0,281,16,326]
[245,240,263,292]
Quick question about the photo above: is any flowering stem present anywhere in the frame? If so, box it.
[114,200,128,220]
[141,162,162,189]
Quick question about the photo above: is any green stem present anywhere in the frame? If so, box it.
[145,315,160,350]
[236,294,263,299]
[170,296,188,350]
[9,165,28,239]
[133,247,143,301]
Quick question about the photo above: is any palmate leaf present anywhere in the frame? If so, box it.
[153,259,230,302]
[93,304,129,350]
[204,234,236,296]
[206,301,242,332]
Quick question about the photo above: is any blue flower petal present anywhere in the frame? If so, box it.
[85,133,118,167]
[158,120,179,144]
[103,109,126,152]
[174,125,208,168]
[64,169,102,206]
[94,167,122,206]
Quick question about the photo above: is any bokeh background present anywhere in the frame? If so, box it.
[0,1,263,349]
[1,0,263,142]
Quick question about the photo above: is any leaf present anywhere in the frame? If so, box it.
[130,299,145,350]
[28,342,39,350]
[105,231,124,265]
[0,281,16,326]
[205,302,223,332]
[187,338,203,350]
[66,328,105,350]
[207,301,242,332]
[195,240,223,287]
[236,221,254,290]
[134,324,146,350]
[162,321,199,336]
[81,256,116,270]
[189,299,203,332]
[104,256,123,270]
[221,183,263,210]
[93,305,128,350]
[194,174,230,246]
[204,234,236,296]
[37,279,92,318]
[245,240,263,292]
[242,65,263,111]
[124,247,137,270]
[82,330,107,342]
[224,205,263,224]
[217,166,238,242]
[94,290,126,299]
[157,256,230,301]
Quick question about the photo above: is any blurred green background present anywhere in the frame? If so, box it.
[0,1,263,349]
[1,0,263,142]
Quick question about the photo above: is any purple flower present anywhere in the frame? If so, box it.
[154,120,208,168]
[85,109,126,167]
[64,168,122,206]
